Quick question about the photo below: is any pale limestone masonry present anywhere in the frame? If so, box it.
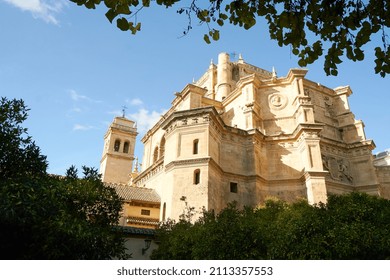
[100,117,137,184]
[374,150,390,198]
[100,53,389,222]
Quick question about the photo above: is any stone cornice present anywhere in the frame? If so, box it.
[320,137,376,151]
[110,123,138,135]
[334,85,352,97]
[133,157,164,184]
[263,123,324,142]
[238,61,273,79]
[171,83,208,107]
[302,79,338,96]
[222,74,263,107]
[165,157,211,171]
[201,96,223,110]
[285,68,308,81]
[100,152,134,163]
[161,106,226,134]
[256,68,308,88]
[141,84,208,143]
[327,181,379,193]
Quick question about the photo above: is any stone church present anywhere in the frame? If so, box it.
[100,53,390,226]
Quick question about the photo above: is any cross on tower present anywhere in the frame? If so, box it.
[121,105,127,118]
[230,51,238,59]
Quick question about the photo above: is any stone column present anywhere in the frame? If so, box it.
[215,52,232,101]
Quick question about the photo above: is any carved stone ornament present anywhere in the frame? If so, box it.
[322,154,353,183]
[304,88,311,96]
[324,96,335,117]
[268,93,288,110]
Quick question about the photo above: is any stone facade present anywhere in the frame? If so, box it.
[374,150,390,199]
[100,53,389,222]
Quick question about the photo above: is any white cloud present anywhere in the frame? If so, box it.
[71,107,82,113]
[107,97,166,134]
[70,89,88,102]
[3,0,67,25]
[73,124,94,131]
[128,108,167,134]
[69,89,101,103]
[127,98,143,106]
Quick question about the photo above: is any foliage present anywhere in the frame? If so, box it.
[0,97,48,180]
[151,193,390,260]
[69,0,389,77]
[0,97,128,259]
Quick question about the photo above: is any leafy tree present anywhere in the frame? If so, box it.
[151,193,390,260]
[69,0,389,77]
[0,97,47,180]
[0,97,128,259]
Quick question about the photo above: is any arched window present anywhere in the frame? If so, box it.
[153,146,159,162]
[123,141,129,153]
[114,139,121,152]
[193,169,200,185]
[159,136,166,158]
[193,139,199,154]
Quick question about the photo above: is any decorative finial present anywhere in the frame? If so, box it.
[238,53,244,63]
[133,157,139,172]
[209,59,214,69]
[272,67,277,79]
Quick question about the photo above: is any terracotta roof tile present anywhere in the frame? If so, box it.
[126,216,160,226]
[106,183,160,203]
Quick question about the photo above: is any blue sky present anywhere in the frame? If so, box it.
[1,0,389,175]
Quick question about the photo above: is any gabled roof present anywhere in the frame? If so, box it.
[106,183,160,204]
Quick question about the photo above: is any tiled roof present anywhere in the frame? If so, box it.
[117,226,156,236]
[126,216,160,226]
[106,183,160,204]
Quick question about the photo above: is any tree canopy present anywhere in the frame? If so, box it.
[151,193,390,260]
[70,0,389,77]
[0,97,128,259]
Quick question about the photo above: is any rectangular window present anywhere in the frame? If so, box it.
[230,182,238,193]
[193,139,199,154]
[141,209,151,216]
[194,169,200,185]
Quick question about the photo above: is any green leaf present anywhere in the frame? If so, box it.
[354,48,364,61]
[219,13,228,20]
[203,34,211,44]
[130,22,142,35]
[330,69,338,76]
[211,30,220,41]
[116,4,131,15]
[116,18,129,31]
[298,59,307,67]
[105,9,117,23]
[104,0,116,7]
[85,1,96,9]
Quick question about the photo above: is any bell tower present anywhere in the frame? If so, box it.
[100,116,137,184]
